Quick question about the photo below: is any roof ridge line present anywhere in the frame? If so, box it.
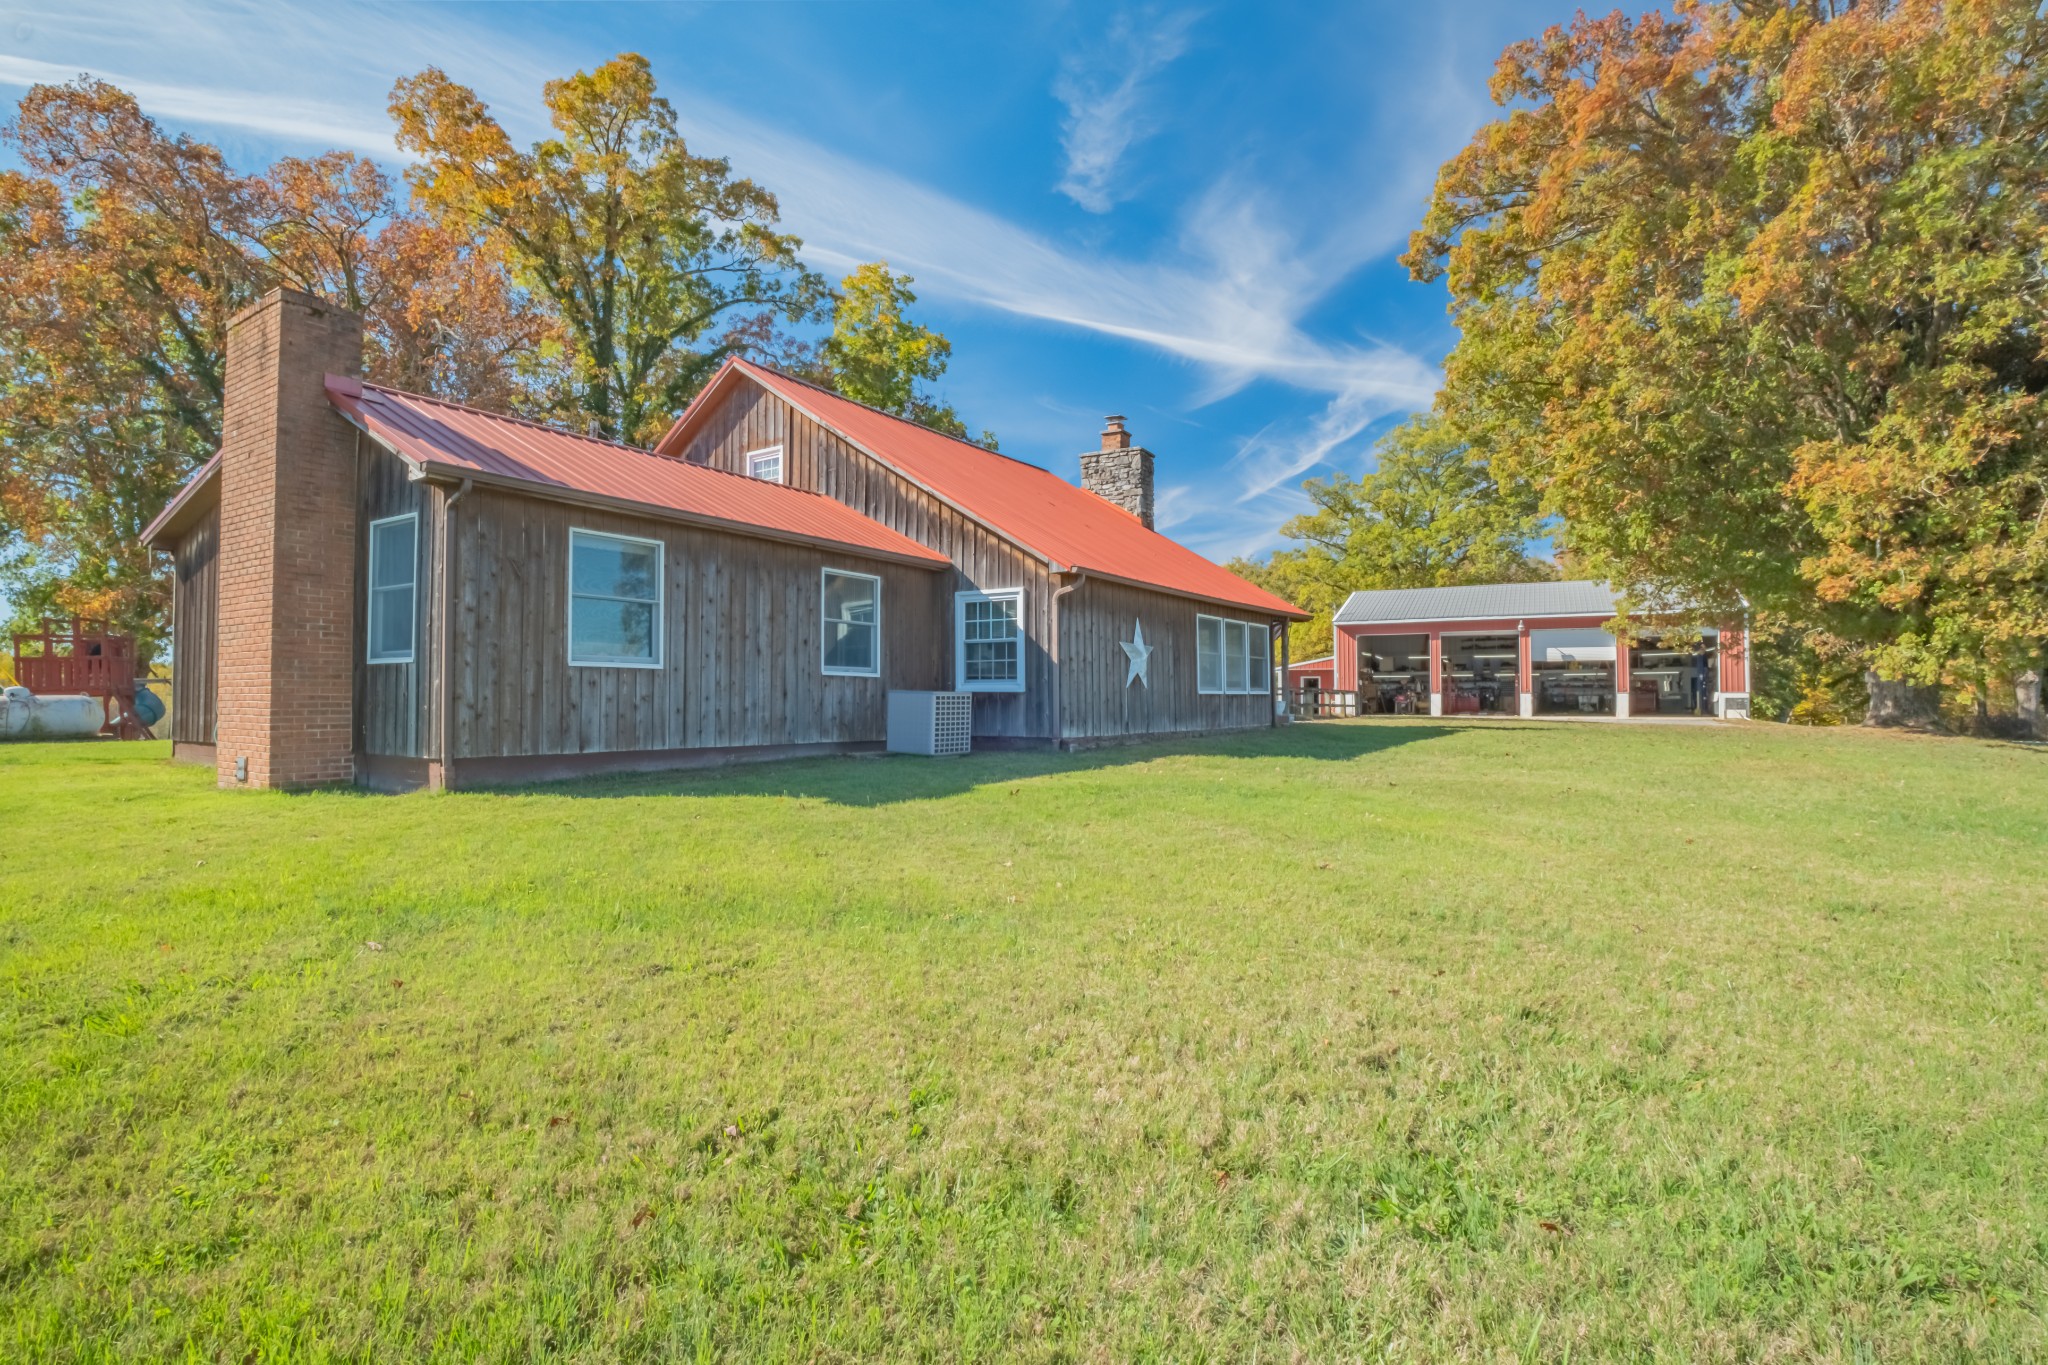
[356,379,894,513]
[734,358,1065,478]
[357,380,654,457]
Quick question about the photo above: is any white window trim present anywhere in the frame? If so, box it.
[954,587,1027,693]
[820,567,882,678]
[567,527,665,670]
[1197,612,1272,696]
[746,445,785,483]
[365,512,418,666]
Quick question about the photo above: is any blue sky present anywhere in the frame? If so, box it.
[0,0,1590,564]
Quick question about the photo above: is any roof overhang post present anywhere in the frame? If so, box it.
[1517,619,1533,718]
[1273,621,1288,727]
[1428,632,1443,718]
[1615,624,1633,719]
[1717,613,1752,718]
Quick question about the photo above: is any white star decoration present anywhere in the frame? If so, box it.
[1121,618,1153,688]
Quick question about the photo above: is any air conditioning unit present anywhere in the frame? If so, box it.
[887,690,972,756]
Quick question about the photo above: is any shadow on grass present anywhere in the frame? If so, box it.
[496,721,1461,807]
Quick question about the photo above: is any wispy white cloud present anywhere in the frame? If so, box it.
[0,0,1459,559]
[1052,7,1199,213]
[0,53,409,155]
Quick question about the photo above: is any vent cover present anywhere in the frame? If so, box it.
[887,690,973,757]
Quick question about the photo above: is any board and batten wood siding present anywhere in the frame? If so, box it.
[445,487,945,759]
[354,441,438,758]
[674,379,1059,740]
[1058,577,1277,741]
[170,503,220,747]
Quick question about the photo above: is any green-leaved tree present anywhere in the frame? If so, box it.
[1406,1,2048,726]
[390,54,831,445]
[1233,415,1555,658]
[820,263,996,449]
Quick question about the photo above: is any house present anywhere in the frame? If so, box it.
[1331,581,1750,719]
[142,289,1305,790]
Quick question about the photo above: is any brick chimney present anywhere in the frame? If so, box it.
[214,287,365,789]
[1080,414,1155,529]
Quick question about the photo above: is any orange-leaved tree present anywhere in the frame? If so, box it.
[1406,0,2048,726]
[0,79,549,658]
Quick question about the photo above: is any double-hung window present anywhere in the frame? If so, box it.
[569,528,663,668]
[366,513,417,664]
[746,446,784,483]
[1197,613,1271,695]
[956,588,1024,692]
[821,568,881,677]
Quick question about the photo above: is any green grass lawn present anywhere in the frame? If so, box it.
[3,721,2045,1362]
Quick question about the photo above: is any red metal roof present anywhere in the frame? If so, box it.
[325,378,947,568]
[658,359,1308,619]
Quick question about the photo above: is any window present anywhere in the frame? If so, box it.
[821,568,881,677]
[1198,615,1223,693]
[746,446,784,483]
[956,588,1024,692]
[1197,613,1272,695]
[569,528,663,668]
[1224,620,1248,692]
[366,513,417,664]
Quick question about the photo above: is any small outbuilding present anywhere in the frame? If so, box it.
[1284,654,1336,693]
[1329,581,1749,720]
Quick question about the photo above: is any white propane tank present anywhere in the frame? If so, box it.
[1,686,105,739]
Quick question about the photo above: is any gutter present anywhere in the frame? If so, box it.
[1047,570,1089,750]
[1063,565,1309,622]
[434,476,473,790]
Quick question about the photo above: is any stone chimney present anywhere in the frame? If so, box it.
[1079,414,1155,529]
[214,288,365,789]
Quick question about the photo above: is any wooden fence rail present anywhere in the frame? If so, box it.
[1287,689,1365,719]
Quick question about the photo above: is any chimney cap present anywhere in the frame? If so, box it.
[1100,414,1133,451]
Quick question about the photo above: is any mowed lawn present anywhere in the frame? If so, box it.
[2,721,2045,1363]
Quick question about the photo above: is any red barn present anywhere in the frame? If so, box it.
[1284,655,1336,692]
[1331,582,1749,720]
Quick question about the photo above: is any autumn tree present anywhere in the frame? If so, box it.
[1406,0,2048,727]
[0,78,546,656]
[1232,415,1554,657]
[819,262,997,449]
[390,54,831,445]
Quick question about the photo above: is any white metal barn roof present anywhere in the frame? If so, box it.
[1332,580,1619,626]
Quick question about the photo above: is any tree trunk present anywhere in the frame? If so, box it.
[2018,669,2043,740]
[1863,670,1943,730]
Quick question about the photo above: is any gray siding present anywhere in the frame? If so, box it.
[676,380,1058,740]
[355,442,437,758]
[679,379,1284,743]
[170,504,219,746]
[1058,577,1278,741]
[447,487,945,759]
